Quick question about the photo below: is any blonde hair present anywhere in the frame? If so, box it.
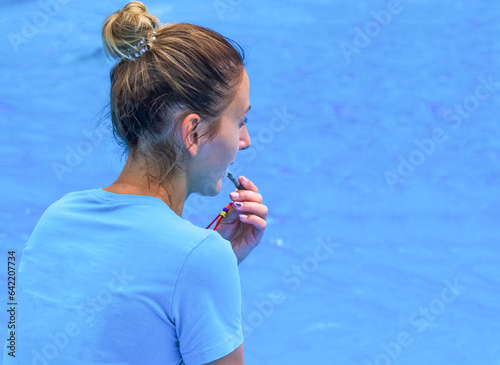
[101,1,245,186]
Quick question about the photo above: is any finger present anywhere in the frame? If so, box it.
[238,176,258,193]
[230,190,263,204]
[238,213,267,231]
[233,201,268,219]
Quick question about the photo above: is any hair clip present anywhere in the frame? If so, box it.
[125,31,157,60]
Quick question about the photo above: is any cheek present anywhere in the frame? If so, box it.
[231,130,242,156]
[209,119,240,162]
[221,125,240,154]
[232,129,241,149]
[208,133,237,165]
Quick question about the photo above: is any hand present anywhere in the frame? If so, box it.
[216,176,268,265]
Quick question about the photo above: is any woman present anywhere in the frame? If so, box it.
[4,2,267,364]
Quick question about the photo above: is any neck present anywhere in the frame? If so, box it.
[103,154,188,216]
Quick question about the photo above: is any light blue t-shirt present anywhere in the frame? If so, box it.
[3,188,243,365]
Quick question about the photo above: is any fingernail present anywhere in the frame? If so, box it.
[234,202,243,208]
[241,176,248,184]
[239,214,248,219]
[230,192,239,199]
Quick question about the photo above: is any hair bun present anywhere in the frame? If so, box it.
[122,1,148,14]
[102,1,159,60]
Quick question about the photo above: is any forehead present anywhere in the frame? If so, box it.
[231,69,250,111]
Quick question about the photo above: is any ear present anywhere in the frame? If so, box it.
[181,113,205,157]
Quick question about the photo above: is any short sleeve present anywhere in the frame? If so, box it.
[171,232,244,365]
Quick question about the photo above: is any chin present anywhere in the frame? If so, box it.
[197,178,222,197]
[210,178,223,196]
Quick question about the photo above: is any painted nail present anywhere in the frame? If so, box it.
[230,192,239,199]
[239,214,248,220]
[234,202,243,208]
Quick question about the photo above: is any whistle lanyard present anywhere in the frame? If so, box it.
[206,202,234,230]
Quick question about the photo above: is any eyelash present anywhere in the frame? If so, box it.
[239,117,248,129]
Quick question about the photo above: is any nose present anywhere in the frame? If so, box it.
[239,123,251,150]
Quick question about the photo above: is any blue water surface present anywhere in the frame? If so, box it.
[1,0,499,364]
